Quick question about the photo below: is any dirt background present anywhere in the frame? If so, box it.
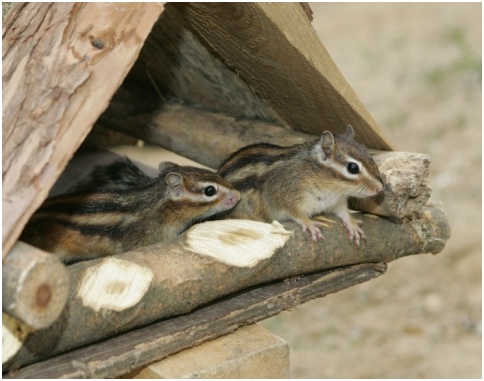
[259,3,482,378]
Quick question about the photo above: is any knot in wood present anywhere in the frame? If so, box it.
[91,39,105,50]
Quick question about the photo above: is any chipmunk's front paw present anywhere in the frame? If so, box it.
[299,220,324,242]
[342,218,366,246]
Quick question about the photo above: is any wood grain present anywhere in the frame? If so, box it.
[176,3,393,149]
[2,2,163,257]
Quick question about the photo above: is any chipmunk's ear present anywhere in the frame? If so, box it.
[320,131,335,159]
[165,172,184,197]
[159,161,180,174]
[345,125,355,140]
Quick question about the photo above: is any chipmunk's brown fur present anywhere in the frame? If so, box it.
[217,126,384,244]
[21,161,240,264]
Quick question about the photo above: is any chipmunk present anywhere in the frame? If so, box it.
[21,161,240,264]
[65,157,155,193]
[217,125,384,245]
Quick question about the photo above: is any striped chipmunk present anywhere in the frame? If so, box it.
[217,125,384,245]
[21,159,240,264]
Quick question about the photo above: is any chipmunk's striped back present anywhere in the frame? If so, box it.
[66,157,154,193]
[219,143,303,191]
[21,161,240,264]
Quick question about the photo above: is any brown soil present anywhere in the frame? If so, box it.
[260,3,482,378]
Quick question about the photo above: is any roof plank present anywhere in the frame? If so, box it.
[176,3,393,149]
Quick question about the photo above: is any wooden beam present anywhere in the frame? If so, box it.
[99,102,430,218]
[2,2,164,257]
[6,263,386,378]
[175,3,393,150]
[4,206,450,371]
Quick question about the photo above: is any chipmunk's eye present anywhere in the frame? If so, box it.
[204,185,217,197]
[347,162,360,174]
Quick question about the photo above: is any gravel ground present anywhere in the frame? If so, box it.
[260,3,481,378]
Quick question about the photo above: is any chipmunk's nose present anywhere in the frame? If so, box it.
[225,190,241,207]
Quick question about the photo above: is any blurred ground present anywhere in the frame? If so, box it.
[259,3,482,378]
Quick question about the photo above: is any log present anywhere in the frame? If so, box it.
[99,100,309,168]
[2,243,69,331]
[175,3,393,150]
[99,102,430,218]
[2,2,164,257]
[4,205,450,371]
[350,151,432,218]
[6,263,385,379]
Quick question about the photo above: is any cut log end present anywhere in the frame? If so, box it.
[409,201,451,255]
[2,243,69,330]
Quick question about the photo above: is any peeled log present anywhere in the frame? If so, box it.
[4,205,450,370]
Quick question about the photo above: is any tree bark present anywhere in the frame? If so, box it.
[2,2,164,257]
[4,205,450,371]
[6,263,385,379]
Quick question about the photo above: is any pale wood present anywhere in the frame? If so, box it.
[2,2,164,257]
[2,242,69,330]
[4,205,450,371]
[7,263,386,378]
[175,2,393,150]
[99,102,429,218]
[350,151,432,218]
[131,325,289,379]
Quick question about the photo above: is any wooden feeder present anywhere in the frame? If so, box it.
[2,3,450,378]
